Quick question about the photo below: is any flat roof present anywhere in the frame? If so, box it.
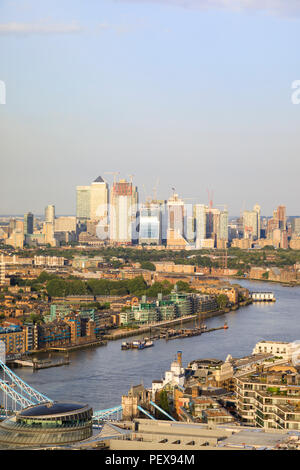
[223,429,290,448]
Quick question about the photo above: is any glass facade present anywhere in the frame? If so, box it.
[0,403,93,449]
[139,205,161,244]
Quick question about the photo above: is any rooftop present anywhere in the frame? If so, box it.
[18,402,90,418]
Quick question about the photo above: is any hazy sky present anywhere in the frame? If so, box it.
[1,0,300,216]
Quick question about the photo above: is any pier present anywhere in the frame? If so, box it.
[251,292,276,302]
[7,357,70,370]
[121,324,229,349]
[104,308,231,341]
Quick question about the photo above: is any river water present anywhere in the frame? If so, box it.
[13,279,300,411]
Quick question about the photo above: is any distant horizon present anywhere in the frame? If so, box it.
[0,213,299,220]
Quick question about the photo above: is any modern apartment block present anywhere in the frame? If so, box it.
[235,365,300,430]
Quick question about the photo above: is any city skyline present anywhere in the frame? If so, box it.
[1,0,300,215]
[0,173,298,218]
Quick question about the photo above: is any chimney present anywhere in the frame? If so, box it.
[177,351,182,367]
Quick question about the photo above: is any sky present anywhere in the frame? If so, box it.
[0,0,300,216]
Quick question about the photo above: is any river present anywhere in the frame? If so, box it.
[12,279,300,412]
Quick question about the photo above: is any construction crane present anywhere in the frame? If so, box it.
[104,171,119,185]
[216,204,228,212]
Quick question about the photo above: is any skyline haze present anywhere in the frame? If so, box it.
[0,0,299,216]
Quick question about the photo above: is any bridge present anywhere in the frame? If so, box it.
[0,360,177,424]
[0,359,123,423]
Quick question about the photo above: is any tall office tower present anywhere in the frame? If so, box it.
[155,200,168,244]
[76,186,91,222]
[267,217,279,239]
[292,218,300,236]
[167,193,185,240]
[90,176,109,222]
[110,179,138,244]
[253,204,261,238]
[194,204,206,249]
[277,205,286,230]
[243,208,259,240]
[218,210,229,242]
[45,205,55,224]
[139,203,161,245]
[186,215,195,244]
[24,212,34,235]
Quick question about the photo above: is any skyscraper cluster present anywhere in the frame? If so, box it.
[76,176,229,248]
[1,174,299,250]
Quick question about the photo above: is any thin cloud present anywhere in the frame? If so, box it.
[116,0,300,17]
[0,21,84,35]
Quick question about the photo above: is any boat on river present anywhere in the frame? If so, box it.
[121,339,154,350]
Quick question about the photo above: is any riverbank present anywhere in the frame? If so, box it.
[226,275,299,287]
[102,302,249,341]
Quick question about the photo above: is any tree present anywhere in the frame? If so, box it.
[156,390,171,418]
[176,281,193,293]
[140,261,156,271]
[46,279,68,297]
[216,294,229,309]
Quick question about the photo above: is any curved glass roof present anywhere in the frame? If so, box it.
[19,402,89,417]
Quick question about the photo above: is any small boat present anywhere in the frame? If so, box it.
[143,340,154,348]
[121,342,130,350]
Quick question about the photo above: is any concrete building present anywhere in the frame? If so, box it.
[5,229,24,249]
[54,216,77,232]
[110,179,138,244]
[109,419,292,450]
[252,341,293,360]
[45,205,55,224]
[151,352,185,398]
[167,193,185,242]
[277,205,286,230]
[42,221,56,247]
[291,218,300,236]
[243,207,259,240]
[34,255,65,267]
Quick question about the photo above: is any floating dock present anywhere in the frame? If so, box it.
[251,292,276,302]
